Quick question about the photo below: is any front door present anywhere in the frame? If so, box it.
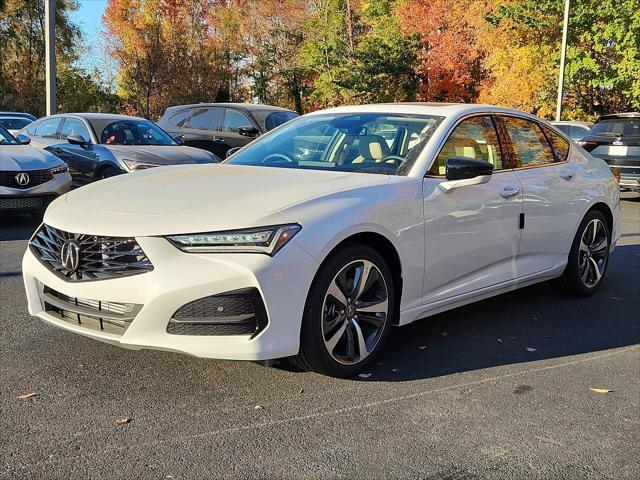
[422,115,523,304]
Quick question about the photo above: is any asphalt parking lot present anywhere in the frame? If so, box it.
[1,195,639,480]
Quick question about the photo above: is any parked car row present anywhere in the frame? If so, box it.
[1,104,637,221]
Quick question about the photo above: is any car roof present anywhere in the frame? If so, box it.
[48,113,144,122]
[551,120,591,127]
[305,102,543,121]
[0,111,37,120]
[598,112,640,120]
[163,103,295,114]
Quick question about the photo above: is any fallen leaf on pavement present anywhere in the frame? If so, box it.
[525,347,538,352]
[298,389,304,394]
[497,338,503,343]
[392,368,398,372]
[254,405,264,410]
[589,388,613,394]
[418,345,427,350]
[358,373,372,379]
[115,417,131,425]
[17,392,37,400]
[441,332,448,337]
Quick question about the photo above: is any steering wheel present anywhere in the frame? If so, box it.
[262,153,295,165]
[381,155,405,166]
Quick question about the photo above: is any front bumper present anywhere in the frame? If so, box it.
[22,236,319,360]
[618,172,640,192]
[0,172,72,211]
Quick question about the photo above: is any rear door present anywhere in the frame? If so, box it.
[498,115,582,276]
[180,107,224,156]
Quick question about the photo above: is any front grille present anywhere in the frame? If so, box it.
[40,284,142,335]
[30,224,153,282]
[0,196,44,210]
[167,288,268,337]
[0,169,53,189]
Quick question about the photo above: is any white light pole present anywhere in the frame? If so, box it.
[45,0,57,115]
[555,0,570,121]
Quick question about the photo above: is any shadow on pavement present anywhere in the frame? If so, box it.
[0,214,40,241]
[368,243,640,381]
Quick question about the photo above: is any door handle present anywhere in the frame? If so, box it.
[500,186,520,198]
[560,170,574,180]
[212,136,225,143]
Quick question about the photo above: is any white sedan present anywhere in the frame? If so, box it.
[22,104,620,377]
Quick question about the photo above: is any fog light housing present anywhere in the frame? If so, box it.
[167,288,268,337]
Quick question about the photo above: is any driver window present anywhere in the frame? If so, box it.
[429,116,503,176]
[60,118,90,141]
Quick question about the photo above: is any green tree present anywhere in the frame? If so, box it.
[0,0,81,115]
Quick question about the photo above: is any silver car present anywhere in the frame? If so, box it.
[18,113,220,186]
[0,126,71,216]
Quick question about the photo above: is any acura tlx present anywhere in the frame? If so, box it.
[22,103,620,377]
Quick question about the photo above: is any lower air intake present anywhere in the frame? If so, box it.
[167,288,268,337]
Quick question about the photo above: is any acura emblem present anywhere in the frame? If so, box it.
[60,239,81,271]
[15,172,29,186]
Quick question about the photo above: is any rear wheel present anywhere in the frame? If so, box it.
[292,244,395,377]
[552,210,610,296]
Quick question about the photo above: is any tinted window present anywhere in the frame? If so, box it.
[222,109,253,132]
[186,107,222,130]
[34,118,61,138]
[0,125,19,145]
[60,118,91,141]
[542,125,570,162]
[0,117,31,130]
[502,117,556,167]
[264,111,299,131]
[430,116,503,176]
[227,113,443,175]
[589,118,640,138]
[100,120,177,146]
[168,109,191,128]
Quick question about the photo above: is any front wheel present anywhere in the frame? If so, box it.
[552,210,610,296]
[292,244,395,377]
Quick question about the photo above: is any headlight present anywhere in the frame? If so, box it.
[49,163,68,174]
[122,159,161,171]
[166,224,301,256]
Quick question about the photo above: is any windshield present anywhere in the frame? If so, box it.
[100,120,177,146]
[226,113,443,175]
[0,125,19,145]
[0,117,31,131]
[590,118,640,138]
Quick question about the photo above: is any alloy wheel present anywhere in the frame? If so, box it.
[578,218,609,288]
[321,259,389,365]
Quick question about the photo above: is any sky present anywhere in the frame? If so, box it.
[69,0,110,74]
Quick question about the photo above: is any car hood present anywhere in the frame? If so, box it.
[0,144,61,170]
[45,164,388,236]
[105,145,217,164]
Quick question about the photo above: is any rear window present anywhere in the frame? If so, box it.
[0,117,31,130]
[264,111,299,131]
[589,118,640,138]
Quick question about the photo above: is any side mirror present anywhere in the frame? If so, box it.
[439,157,494,192]
[16,134,31,145]
[238,126,260,137]
[226,146,242,158]
[67,134,89,147]
[174,135,184,145]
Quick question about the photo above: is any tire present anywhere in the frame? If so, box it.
[292,243,396,377]
[551,209,611,297]
[97,166,120,180]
